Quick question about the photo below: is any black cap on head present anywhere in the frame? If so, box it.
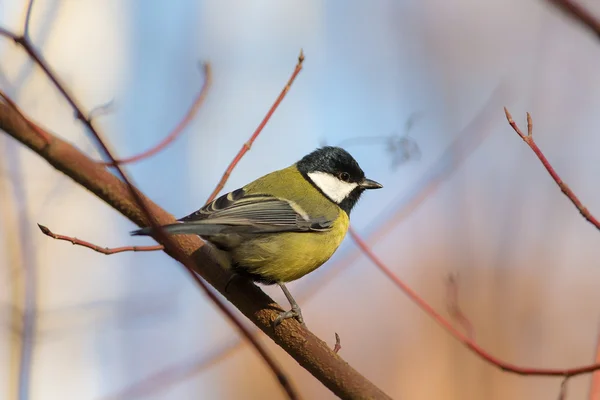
[297,146,382,214]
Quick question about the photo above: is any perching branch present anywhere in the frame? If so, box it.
[0,75,390,400]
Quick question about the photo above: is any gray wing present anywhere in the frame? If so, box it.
[131,188,333,236]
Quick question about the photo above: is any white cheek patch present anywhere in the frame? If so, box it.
[307,172,358,203]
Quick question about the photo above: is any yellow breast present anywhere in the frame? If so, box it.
[229,165,350,283]
[232,209,349,283]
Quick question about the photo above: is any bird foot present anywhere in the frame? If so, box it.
[273,304,305,328]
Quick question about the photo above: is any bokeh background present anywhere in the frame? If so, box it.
[2,0,600,399]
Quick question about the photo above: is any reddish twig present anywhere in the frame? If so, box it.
[206,49,304,203]
[333,333,342,354]
[445,273,476,341]
[0,90,51,145]
[588,325,600,399]
[37,224,163,254]
[547,0,600,39]
[350,226,600,377]
[101,63,212,166]
[504,108,600,231]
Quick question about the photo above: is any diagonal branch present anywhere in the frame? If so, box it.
[547,0,600,39]
[0,100,391,399]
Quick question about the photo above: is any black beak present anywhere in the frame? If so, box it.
[359,178,383,189]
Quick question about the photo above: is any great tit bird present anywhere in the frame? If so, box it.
[131,146,382,326]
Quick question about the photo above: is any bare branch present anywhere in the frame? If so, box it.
[37,224,163,254]
[206,49,304,203]
[101,63,212,166]
[504,108,600,231]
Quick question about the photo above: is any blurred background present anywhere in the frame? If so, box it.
[2,0,600,399]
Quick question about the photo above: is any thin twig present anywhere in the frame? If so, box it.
[559,376,569,400]
[101,63,212,166]
[445,273,476,341]
[23,0,36,38]
[206,49,304,203]
[333,333,342,354]
[504,108,600,231]
[37,224,163,254]
[547,0,600,39]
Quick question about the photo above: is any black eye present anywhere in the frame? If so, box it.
[339,172,350,182]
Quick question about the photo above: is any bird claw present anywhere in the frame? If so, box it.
[273,304,305,328]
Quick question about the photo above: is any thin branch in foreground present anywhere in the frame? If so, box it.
[0,90,51,145]
[206,49,304,203]
[37,224,163,254]
[547,0,600,39]
[101,63,212,166]
[504,108,600,231]
[445,273,476,341]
